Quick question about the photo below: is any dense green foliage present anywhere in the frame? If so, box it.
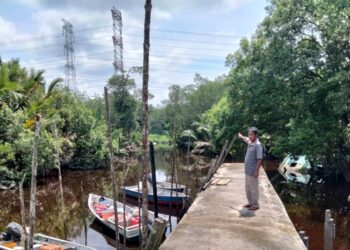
[0,59,108,184]
[2,0,350,183]
[206,0,350,167]
[149,74,228,145]
[108,74,138,137]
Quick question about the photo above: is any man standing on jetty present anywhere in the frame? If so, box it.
[238,127,263,210]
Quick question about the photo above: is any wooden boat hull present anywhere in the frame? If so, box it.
[88,193,141,240]
[278,155,311,184]
[88,193,167,240]
[0,234,95,250]
[153,181,186,193]
[121,185,187,206]
[124,196,188,217]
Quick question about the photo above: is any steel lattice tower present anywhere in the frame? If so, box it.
[62,19,77,90]
[111,6,124,74]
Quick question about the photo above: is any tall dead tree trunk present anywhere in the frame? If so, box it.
[54,123,67,239]
[19,174,28,250]
[28,118,40,248]
[104,86,120,250]
[141,0,152,246]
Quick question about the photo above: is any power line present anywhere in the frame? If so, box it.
[29,58,227,72]
[23,51,226,66]
[75,33,238,46]
[0,38,234,55]
[0,24,241,45]
[75,41,234,53]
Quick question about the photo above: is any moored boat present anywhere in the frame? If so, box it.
[152,181,186,193]
[88,193,167,240]
[148,175,186,193]
[278,155,311,184]
[121,185,187,206]
[0,233,95,250]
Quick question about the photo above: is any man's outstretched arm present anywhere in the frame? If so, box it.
[238,132,249,143]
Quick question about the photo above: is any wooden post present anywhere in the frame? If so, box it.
[144,219,167,250]
[185,134,190,197]
[19,174,28,250]
[80,181,88,246]
[54,123,67,239]
[324,209,335,250]
[122,157,127,250]
[141,0,152,245]
[149,142,158,218]
[137,177,142,249]
[206,157,218,182]
[214,140,228,173]
[104,86,120,250]
[28,118,40,248]
[214,136,237,174]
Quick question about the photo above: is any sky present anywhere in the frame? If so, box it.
[0,0,267,105]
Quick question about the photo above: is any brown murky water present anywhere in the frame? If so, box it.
[265,162,350,250]
[1,153,349,249]
[0,151,209,249]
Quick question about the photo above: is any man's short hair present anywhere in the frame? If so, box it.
[248,126,258,135]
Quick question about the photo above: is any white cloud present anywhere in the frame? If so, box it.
[0,16,21,45]
[153,7,172,20]
[4,0,263,104]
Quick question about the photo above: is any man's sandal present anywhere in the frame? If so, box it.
[248,206,260,210]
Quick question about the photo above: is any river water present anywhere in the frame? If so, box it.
[0,150,208,249]
[0,151,349,249]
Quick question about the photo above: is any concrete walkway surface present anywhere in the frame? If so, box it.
[160,163,306,250]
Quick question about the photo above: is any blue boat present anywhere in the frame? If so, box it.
[121,185,187,206]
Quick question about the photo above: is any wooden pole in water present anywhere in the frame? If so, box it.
[149,141,158,218]
[28,118,40,249]
[137,176,142,249]
[324,209,335,250]
[104,86,120,250]
[19,174,28,250]
[141,0,152,245]
[54,123,67,239]
[185,134,190,197]
[122,157,127,250]
[144,218,166,250]
[80,181,88,246]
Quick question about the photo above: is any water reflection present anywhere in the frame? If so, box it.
[267,160,350,250]
[278,155,312,184]
[0,150,210,249]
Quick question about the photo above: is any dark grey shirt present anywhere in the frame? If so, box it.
[244,139,263,176]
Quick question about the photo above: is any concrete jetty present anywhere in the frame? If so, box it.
[160,163,306,250]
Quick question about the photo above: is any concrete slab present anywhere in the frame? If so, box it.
[160,163,306,250]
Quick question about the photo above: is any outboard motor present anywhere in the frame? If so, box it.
[0,222,23,241]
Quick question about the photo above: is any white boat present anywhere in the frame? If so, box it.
[279,155,311,171]
[0,233,95,250]
[88,193,167,240]
[278,155,311,184]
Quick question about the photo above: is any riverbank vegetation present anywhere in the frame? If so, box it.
[151,0,350,177]
[1,0,350,185]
